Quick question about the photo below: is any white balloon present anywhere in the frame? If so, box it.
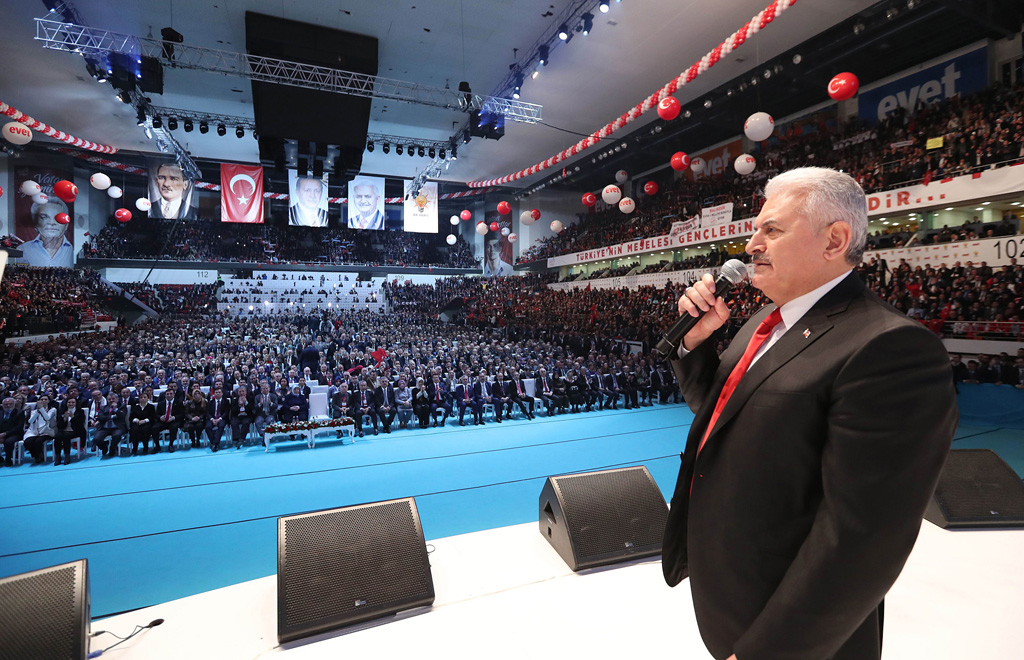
[32,193,49,205]
[475,221,488,236]
[550,220,563,234]
[449,215,460,226]
[520,210,536,226]
[615,170,629,184]
[602,185,622,205]
[690,157,706,174]
[508,232,518,243]
[744,111,775,142]
[446,234,457,245]
[20,180,42,196]
[734,153,757,176]
[618,197,636,214]
[500,227,510,236]
[136,197,152,212]
[107,186,123,199]
[89,173,111,190]
[2,122,33,145]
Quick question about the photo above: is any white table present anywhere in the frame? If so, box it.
[263,424,355,452]
[91,520,1024,659]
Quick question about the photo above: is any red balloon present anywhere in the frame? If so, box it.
[55,212,70,225]
[827,72,860,101]
[657,96,681,121]
[644,181,659,196]
[530,208,541,220]
[53,179,78,203]
[497,201,511,215]
[0,185,4,198]
[114,208,132,223]
[581,192,597,207]
[670,152,690,171]
[460,209,472,221]
[489,221,500,232]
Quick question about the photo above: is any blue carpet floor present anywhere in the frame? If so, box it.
[1,404,1020,619]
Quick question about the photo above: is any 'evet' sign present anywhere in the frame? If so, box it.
[857,46,988,125]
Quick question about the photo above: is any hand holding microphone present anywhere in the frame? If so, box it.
[656,259,748,356]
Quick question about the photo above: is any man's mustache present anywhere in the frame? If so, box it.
[752,255,771,265]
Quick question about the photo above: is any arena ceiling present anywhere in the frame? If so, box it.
[1,0,1021,192]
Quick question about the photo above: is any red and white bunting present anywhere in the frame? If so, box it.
[1,100,118,154]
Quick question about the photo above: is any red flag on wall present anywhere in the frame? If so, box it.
[220,163,264,223]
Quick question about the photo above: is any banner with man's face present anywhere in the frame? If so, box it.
[403,181,438,233]
[148,159,197,220]
[346,176,385,230]
[11,165,75,268]
[482,210,514,278]
[288,170,330,227]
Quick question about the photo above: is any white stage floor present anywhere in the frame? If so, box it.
[93,520,1024,659]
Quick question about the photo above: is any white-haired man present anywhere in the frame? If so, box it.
[663,167,957,660]
[20,199,74,268]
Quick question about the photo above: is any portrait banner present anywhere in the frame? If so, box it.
[288,170,330,227]
[346,176,385,230]
[403,181,438,233]
[147,158,198,220]
[11,165,76,268]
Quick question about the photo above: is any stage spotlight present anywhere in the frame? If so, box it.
[152,115,162,129]
[396,144,404,155]
[183,118,193,132]
[513,91,520,99]
[367,141,374,152]
[532,69,540,79]
[538,45,549,65]
[167,117,177,130]
[599,2,610,12]
[792,53,802,64]
[199,120,209,134]
[428,147,435,158]
[451,146,458,160]
[558,24,569,40]
[439,147,446,159]
[418,146,425,157]
[136,108,146,126]
[704,99,712,108]
[116,90,131,104]
[408,146,415,158]
[383,142,390,154]
[216,124,226,136]
[582,13,594,35]
[235,126,244,138]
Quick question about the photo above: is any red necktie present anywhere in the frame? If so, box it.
[696,309,784,459]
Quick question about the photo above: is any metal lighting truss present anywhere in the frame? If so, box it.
[366,133,449,151]
[128,91,202,180]
[148,106,257,131]
[35,19,543,123]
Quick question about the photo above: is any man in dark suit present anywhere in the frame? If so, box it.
[427,374,452,426]
[472,372,499,424]
[205,388,230,452]
[535,368,563,416]
[453,375,480,426]
[128,391,158,456]
[663,167,957,660]
[154,388,184,453]
[0,398,26,467]
[94,392,128,457]
[254,383,279,437]
[507,371,535,419]
[374,377,397,434]
[354,379,378,437]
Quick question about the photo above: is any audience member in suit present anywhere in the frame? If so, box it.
[506,372,535,419]
[280,385,309,423]
[85,389,110,453]
[204,389,230,452]
[183,390,207,448]
[949,354,967,383]
[95,393,128,457]
[535,368,564,416]
[650,364,678,404]
[635,364,654,406]
[580,371,601,411]
[254,383,279,438]
[472,372,499,424]
[551,372,569,414]
[621,366,640,409]
[230,386,254,448]
[492,378,516,419]
[374,377,397,434]
[411,377,432,428]
[565,370,585,413]
[427,374,452,426]
[395,378,414,429]
[54,396,87,465]
[601,368,622,410]
[23,394,56,464]
[128,391,158,455]
[453,375,480,426]
[154,389,185,452]
[330,383,353,420]
[354,380,378,437]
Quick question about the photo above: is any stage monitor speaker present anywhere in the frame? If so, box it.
[277,498,434,643]
[540,466,668,571]
[0,559,90,660]
[925,449,1024,529]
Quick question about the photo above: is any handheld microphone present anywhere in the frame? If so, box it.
[655,259,748,357]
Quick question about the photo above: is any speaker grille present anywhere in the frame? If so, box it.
[555,468,668,562]
[934,450,1024,521]
[0,561,87,660]
[278,498,433,641]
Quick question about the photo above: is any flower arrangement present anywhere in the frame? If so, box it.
[265,418,354,434]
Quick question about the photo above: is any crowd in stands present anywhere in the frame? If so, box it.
[83,218,479,269]
[519,82,1024,264]
[0,267,119,337]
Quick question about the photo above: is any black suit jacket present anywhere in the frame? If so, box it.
[0,408,26,441]
[156,398,184,423]
[664,273,957,660]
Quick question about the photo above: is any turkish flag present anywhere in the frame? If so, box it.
[221,163,264,223]
[371,348,388,367]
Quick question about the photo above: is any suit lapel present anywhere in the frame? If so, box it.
[702,272,863,448]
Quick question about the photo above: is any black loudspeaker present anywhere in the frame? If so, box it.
[540,466,669,571]
[925,449,1024,529]
[277,498,434,643]
[0,559,90,660]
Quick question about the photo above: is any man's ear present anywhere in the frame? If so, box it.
[824,221,852,262]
